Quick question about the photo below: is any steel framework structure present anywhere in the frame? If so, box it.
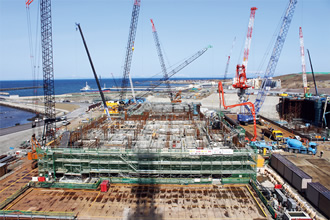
[37,148,257,182]
[120,0,141,101]
[254,0,298,114]
[150,19,172,100]
[40,0,56,144]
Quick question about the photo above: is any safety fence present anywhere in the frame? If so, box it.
[30,178,102,190]
[107,177,212,185]
[222,177,251,184]
[0,210,76,219]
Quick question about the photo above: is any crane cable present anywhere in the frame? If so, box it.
[26,0,42,135]
[255,1,289,77]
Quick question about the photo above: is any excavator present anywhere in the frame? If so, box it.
[171,90,182,103]
[28,134,41,169]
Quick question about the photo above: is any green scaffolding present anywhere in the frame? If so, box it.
[37,147,257,185]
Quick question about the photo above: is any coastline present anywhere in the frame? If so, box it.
[0,102,41,114]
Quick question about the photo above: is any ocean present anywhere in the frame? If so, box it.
[0,78,218,97]
[0,105,36,129]
[0,78,219,129]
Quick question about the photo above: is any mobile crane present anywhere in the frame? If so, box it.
[233,7,257,124]
[76,23,111,120]
[120,0,141,104]
[242,0,298,123]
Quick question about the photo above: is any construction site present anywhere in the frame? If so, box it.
[0,0,330,219]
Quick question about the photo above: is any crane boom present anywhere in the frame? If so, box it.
[165,46,211,81]
[40,0,56,145]
[254,0,298,114]
[150,19,172,101]
[76,23,111,120]
[120,0,141,102]
[242,7,257,68]
[135,45,211,98]
[299,27,308,95]
[224,37,236,80]
[218,81,257,141]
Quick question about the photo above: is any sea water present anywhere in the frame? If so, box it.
[0,78,216,97]
[0,105,35,129]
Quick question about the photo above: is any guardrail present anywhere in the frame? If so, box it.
[0,210,76,219]
[30,179,102,190]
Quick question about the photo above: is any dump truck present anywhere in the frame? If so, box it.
[285,138,317,155]
[262,128,283,141]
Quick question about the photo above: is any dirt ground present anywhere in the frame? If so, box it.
[282,143,330,189]
[4,184,270,220]
[35,103,80,112]
[55,103,80,112]
[227,114,294,141]
[0,159,37,203]
[274,73,330,91]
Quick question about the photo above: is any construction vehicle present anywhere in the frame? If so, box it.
[171,91,182,103]
[284,138,317,155]
[279,93,288,97]
[246,0,298,123]
[26,0,57,145]
[262,128,283,141]
[233,7,258,124]
[150,19,202,104]
[120,0,141,103]
[76,23,111,120]
[28,134,41,169]
[135,46,211,100]
[105,102,119,114]
[218,81,257,141]
[250,140,275,153]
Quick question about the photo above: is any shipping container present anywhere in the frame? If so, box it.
[319,191,330,219]
[291,167,312,192]
[277,158,285,176]
[284,164,294,183]
[271,154,279,170]
[306,182,328,208]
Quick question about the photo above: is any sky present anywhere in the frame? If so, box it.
[0,0,329,80]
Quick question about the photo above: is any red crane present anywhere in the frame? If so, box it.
[233,7,257,90]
